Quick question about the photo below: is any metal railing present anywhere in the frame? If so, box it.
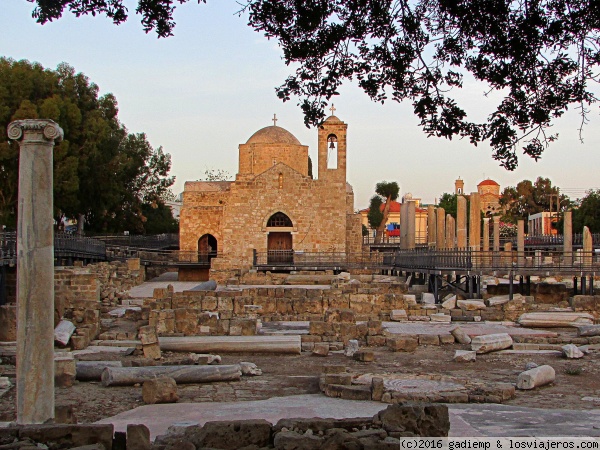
[391,248,599,274]
[106,246,221,267]
[253,250,388,269]
[92,233,179,249]
[1,231,106,265]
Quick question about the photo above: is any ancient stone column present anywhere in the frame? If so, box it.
[583,226,593,268]
[8,119,63,424]
[456,195,467,249]
[482,217,490,267]
[436,207,446,249]
[406,201,416,250]
[482,218,490,252]
[563,211,573,265]
[517,220,525,267]
[427,205,436,248]
[445,214,455,249]
[400,202,408,249]
[469,193,481,250]
[493,215,500,252]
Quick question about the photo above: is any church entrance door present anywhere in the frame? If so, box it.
[267,232,293,264]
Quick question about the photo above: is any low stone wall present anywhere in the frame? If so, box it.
[152,404,449,449]
[0,423,149,449]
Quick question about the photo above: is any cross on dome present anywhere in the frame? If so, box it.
[329,104,336,115]
[272,114,278,126]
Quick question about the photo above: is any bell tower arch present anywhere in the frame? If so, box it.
[318,106,347,182]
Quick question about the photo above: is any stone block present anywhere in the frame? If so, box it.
[450,326,472,344]
[421,293,436,304]
[419,334,440,346]
[367,335,387,346]
[312,343,330,356]
[353,350,375,362]
[371,376,384,401]
[138,325,158,345]
[387,336,418,352]
[441,295,456,310]
[471,333,513,354]
[390,309,408,321]
[430,314,451,323]
[440,334,455,345]
[562,344,584,359]
[517,312,594,328]
[457,300,486,311]
[375,403,450,436]
[185,419,272,450]
[367,320,383,335]
[320,373,352,387]
[229,318,257,336]
[142,343,162,360]
[577,325,600,337]
[322,364,347,374]
[142,377,178,404]
[453,350,476,362]
[324,383,372,401]
[309,321,334,336]
[273,431,323,449]
[54,320,76,346]
[55,356,77,388]
[127,424,150,450]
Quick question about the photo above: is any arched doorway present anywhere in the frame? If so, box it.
[198,234,217,263]
[267,212,293,264]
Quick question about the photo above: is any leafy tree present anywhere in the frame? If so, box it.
[0,58,175,233]
[438,193,457,219]
[572,190,600,234]
[28,0,600,170]
[366,181,399,243]
[499,177,568,230]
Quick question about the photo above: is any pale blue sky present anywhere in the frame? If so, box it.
[2,0,599,207]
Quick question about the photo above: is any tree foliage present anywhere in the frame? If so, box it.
[499,176,568,227]
[438,193,457,219]
[0,58,175,233]
[572,190,600,233]
[28,0,600,170]
[366,181,400,243]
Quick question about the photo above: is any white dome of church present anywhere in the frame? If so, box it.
[245,125,301,145]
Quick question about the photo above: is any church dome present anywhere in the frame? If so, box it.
[246,126,301,145]
[324,115,343,124]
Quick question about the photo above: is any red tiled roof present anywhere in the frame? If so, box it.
[360,200,401,213]
[478,179,500,186]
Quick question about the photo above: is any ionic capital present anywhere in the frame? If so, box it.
[7,119,64,144]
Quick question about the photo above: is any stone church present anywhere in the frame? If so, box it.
[179,113,363,280]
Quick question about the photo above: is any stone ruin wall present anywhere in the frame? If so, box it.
[0,259,144,343]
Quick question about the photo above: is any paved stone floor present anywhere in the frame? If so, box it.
[97,394,600,440]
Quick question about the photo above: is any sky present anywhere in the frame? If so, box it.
[2,0,600,208]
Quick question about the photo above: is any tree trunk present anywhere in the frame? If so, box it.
[101,364,242,386]
[374,196,393,244]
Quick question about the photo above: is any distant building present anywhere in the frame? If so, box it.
[359,199,428,243]
[454,177,502,216]
[528,212,558,236]
[179,113,362,279]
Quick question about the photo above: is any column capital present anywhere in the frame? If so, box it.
[7,119,63,144]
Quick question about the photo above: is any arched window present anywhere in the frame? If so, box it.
[327,134,338,169]
[267,212,293,227]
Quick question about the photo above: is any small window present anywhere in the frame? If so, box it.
[267,212,293,227]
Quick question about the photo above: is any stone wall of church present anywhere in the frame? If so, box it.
[346,213,363,254]
[238,143,309,177]
[217,163,352,267]
[180,185,229,253]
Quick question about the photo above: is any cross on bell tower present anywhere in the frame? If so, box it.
[329,104,336,116]
[272,114,278,126]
